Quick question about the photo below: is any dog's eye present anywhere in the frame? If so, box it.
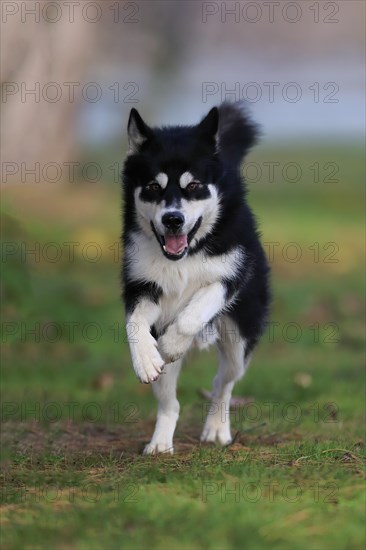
[186,181,200,192]
[146,182,161,192]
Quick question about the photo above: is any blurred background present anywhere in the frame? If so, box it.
[1,0,365,168]
[1,1,365,547]
[1,0,365,421]
[1,0,365,424]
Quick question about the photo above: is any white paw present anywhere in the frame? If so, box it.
[130,335,165,384]
[158,325,193,364]
[143,440,174,455]
[201,419,232,445]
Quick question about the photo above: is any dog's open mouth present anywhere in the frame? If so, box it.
[163,234,188,256]
[151,218,202,261]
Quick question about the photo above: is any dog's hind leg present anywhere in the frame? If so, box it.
[143,359,182,455]
[201,317,250,445]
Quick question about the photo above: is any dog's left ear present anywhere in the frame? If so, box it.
[127,108,152,154]
[197,107,219,142]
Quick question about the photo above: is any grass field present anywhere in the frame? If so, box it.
[1,144,365,549]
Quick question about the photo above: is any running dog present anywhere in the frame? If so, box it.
[122,102,270,454]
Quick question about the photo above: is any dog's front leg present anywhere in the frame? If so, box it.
[127,299,164,384]
[159,282,226,362]
[143,358,182,455]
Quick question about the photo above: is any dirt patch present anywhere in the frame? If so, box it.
[2,421,146,458]
[2,420,302,461]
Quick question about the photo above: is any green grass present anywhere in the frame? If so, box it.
[1,144,365,549]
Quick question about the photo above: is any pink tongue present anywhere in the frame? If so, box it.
[164,234,188,255]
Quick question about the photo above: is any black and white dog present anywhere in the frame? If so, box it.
[122,102,270,454]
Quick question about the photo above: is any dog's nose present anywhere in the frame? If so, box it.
[162,211,185,231]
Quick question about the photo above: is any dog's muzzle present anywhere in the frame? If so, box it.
[150,217,202,261]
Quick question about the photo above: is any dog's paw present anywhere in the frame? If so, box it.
[131,336,165,384]
[158,325,193,364]
[201,419,232,445]
[143,440,174,455]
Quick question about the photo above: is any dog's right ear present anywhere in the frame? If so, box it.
[127,108,152,154]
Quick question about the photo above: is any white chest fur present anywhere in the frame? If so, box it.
[125,231,243,328]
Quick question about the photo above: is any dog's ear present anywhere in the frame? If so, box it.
[197,107,219,142]
[127,108,152,154]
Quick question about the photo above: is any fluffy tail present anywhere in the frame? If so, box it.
[217,102,259,166]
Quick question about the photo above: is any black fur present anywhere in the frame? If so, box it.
[122,102,270,356]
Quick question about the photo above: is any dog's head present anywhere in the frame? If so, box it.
[123,103,258,261]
